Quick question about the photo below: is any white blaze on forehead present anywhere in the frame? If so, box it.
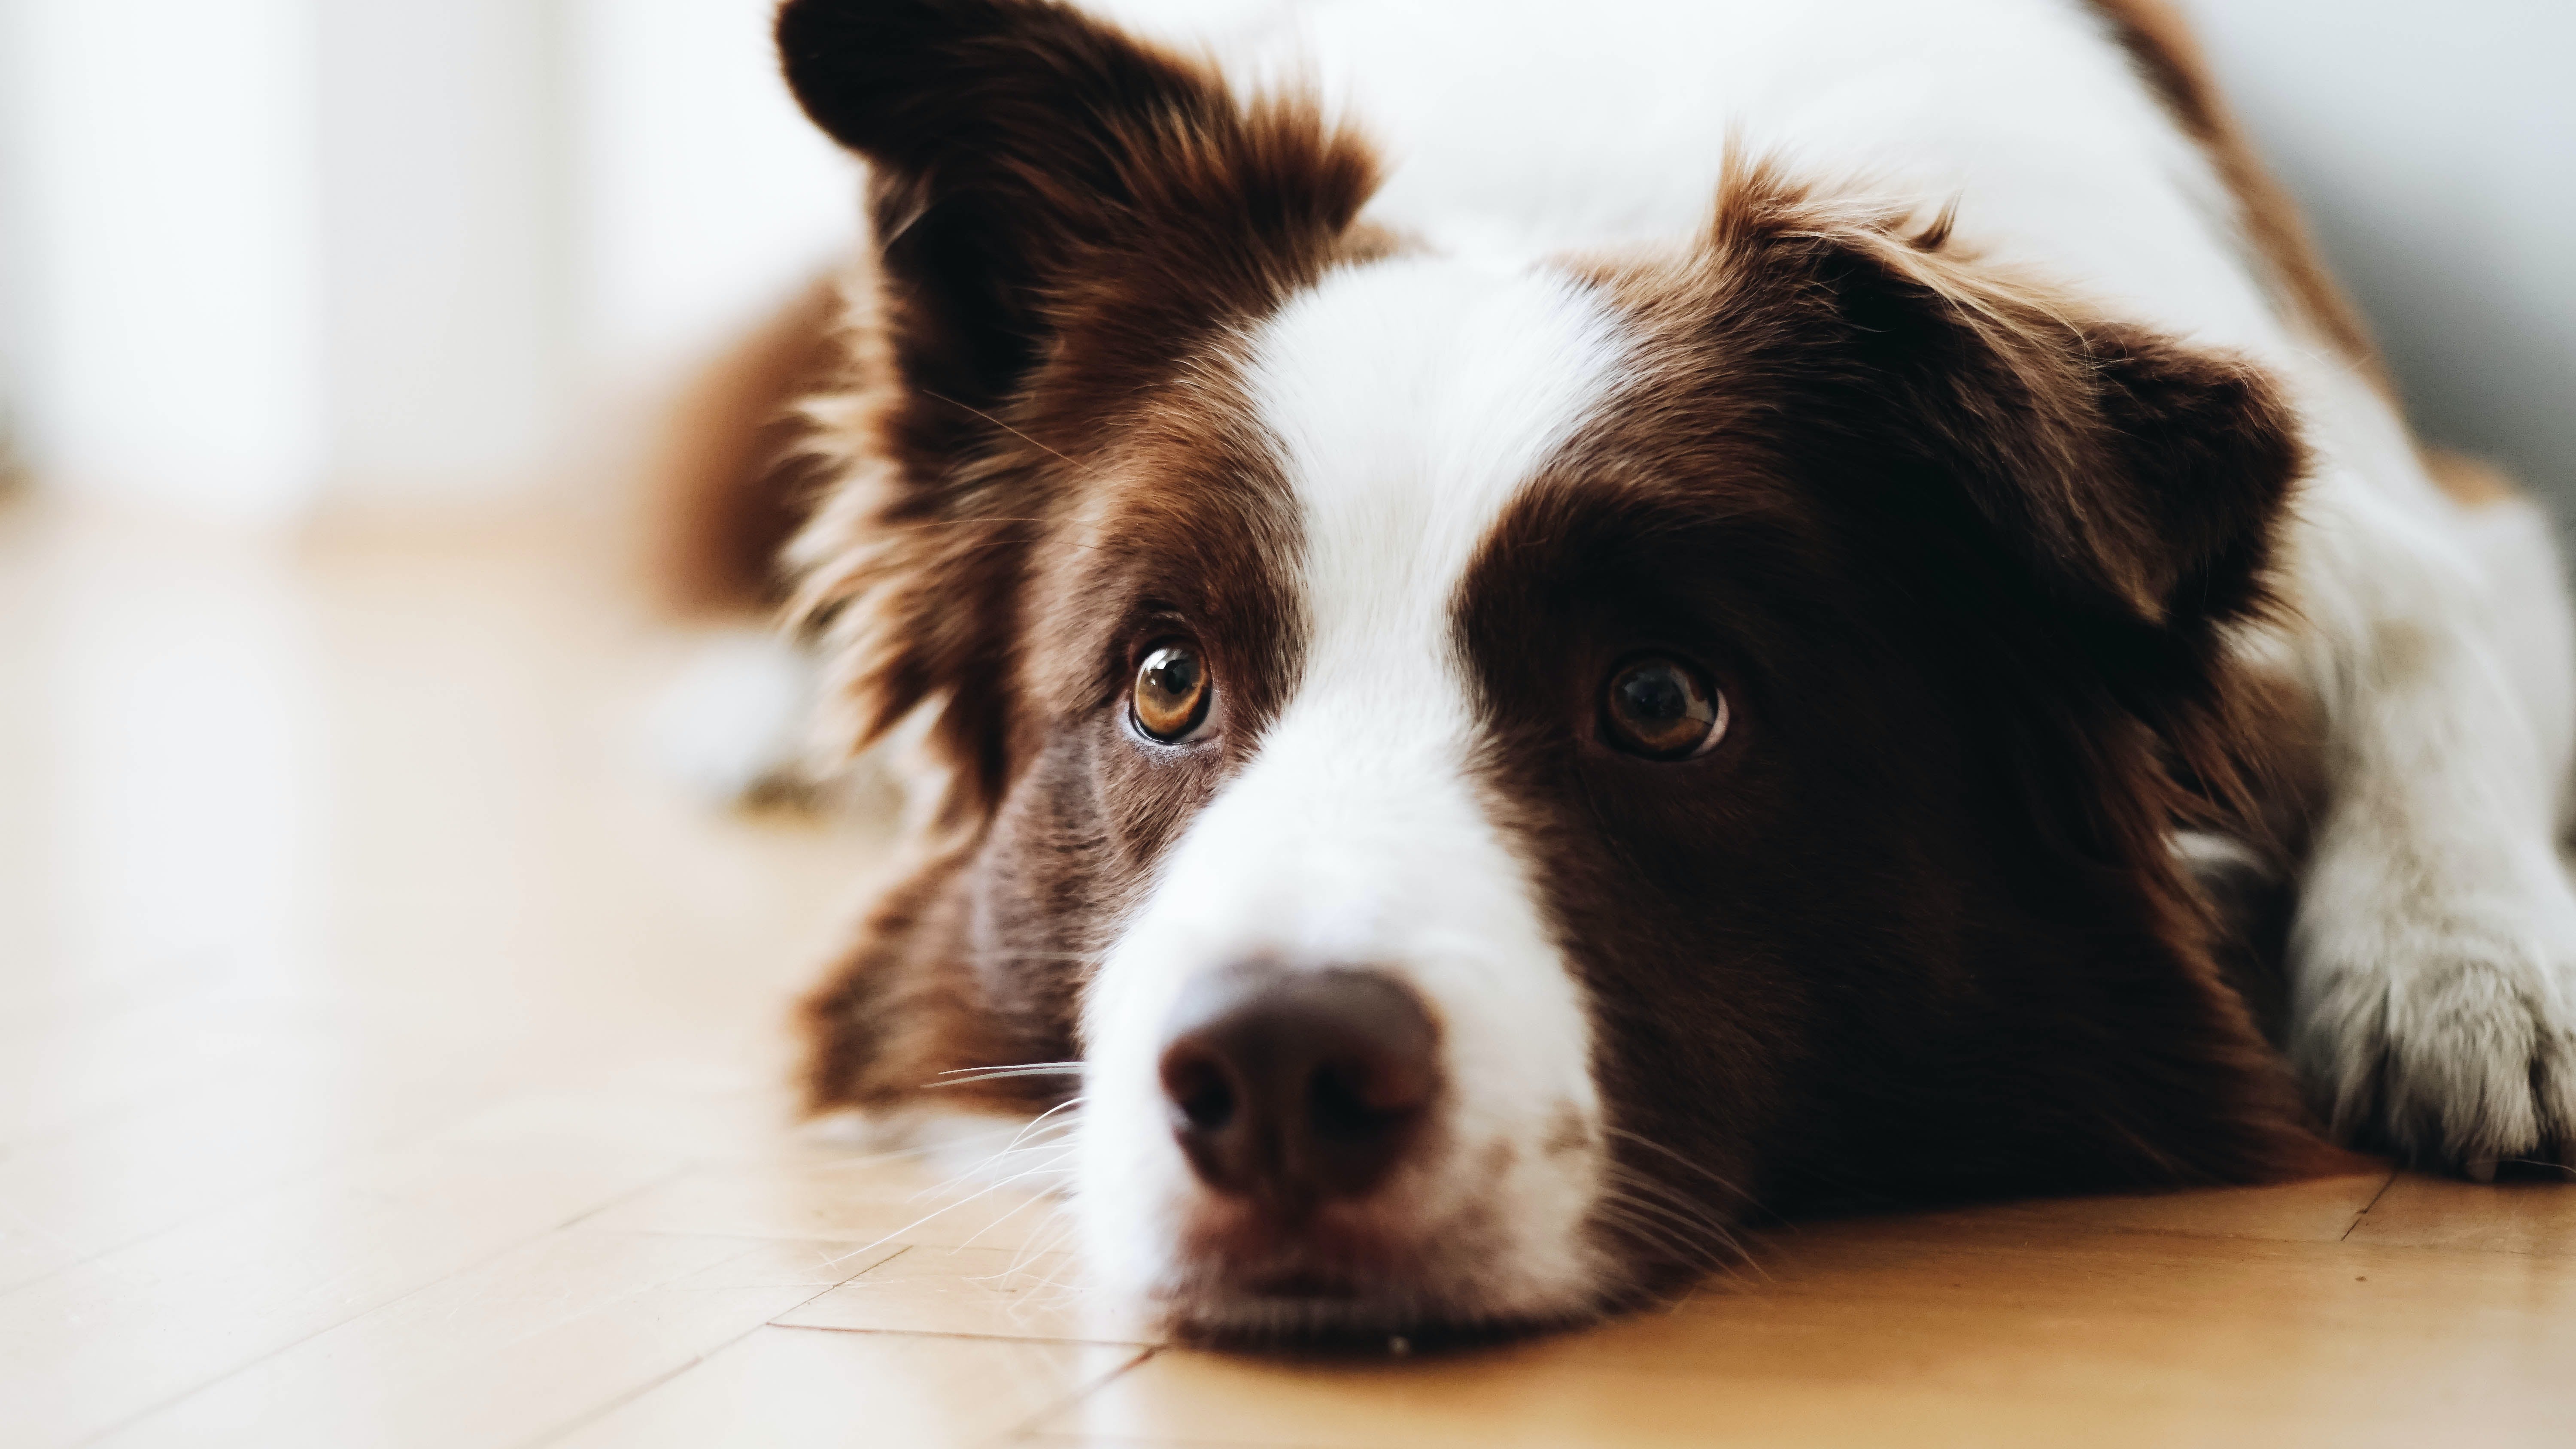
[1076,255,1636,1319]
[1250,255,1635,666]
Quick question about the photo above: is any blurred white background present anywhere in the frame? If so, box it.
[0,0,856,522]
[0,0,2567,524]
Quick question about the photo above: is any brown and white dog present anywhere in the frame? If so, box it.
[665,0,2576,1340]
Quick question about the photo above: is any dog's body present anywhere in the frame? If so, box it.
[690,0,2576,1339]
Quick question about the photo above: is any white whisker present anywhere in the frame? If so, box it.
[927,1059,1088,1091]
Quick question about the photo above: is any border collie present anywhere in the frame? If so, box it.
[677,0,2576,1340]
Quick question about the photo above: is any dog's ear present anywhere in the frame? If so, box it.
[1896,300,2301,638]
[1695,161,2310,890]
[775,0,1376,826]
[1695,170,2325,1187]
[778,0,1381,828]
[2050,326,2303,631]
[776,0,1378,424]
[1710,165,2303,643]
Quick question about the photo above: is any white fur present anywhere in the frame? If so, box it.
[1075,259,1634,1320]
[1120,0,2280,349]
[1061,0,2576,1300]
[653,628,947,824]
[648,626,824,806]
[2282,437,2576,1170]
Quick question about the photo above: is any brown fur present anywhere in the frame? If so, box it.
[778,0,1376,1115]
[761,0,2362,1327]
[775,0,1379,829]
[643,273,852,615]
[798,370,1317,1115]
[2193,664,2328,1051]
[655,3,2397,620]
[1479,164,2341,1250]
[797,839,1027,1113]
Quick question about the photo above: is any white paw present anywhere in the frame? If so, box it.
[2292,858,2576,1176]
[647,627,826,808]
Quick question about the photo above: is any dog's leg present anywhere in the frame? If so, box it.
[2284,444,2576,1177]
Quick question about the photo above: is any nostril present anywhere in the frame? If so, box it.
[1156,963,1443,1206]
[1307,1058,1422,1143]
[1164,1054,1236,1132]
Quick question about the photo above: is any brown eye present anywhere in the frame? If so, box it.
[1603,656,1726,760]
[1132,642,1212,742]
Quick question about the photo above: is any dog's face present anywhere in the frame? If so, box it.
[779,0,2330,1340]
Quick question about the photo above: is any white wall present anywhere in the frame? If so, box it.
[313,0,575,504]
[0,2,2567,521]
[0,0,853,520]
[559,0,858,493]
[0,2,29,489]
[567,0,856,389]
[3,0,329,518]
[2185,0,2576,511]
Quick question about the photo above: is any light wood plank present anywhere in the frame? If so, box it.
[547,1325,1148,1449]
[1040,1223,2576,1447]
[0,1033,544,1296]
[777,1244,1164,1346]
[1792,1168,2395,1246]
[0,1136,680,1447]
[1042,1356,2567,1449]
[90,1231,906,1449]
[573,1155,1078,1255]
[2345,1171,2576,1255]
[9,502,2575,1449]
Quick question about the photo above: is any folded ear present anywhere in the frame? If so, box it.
[774,0,1377,826]
[1944,314,2303,633]
[775,0,1378,422]
[1712,170,2304,639]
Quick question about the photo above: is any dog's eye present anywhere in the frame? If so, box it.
[1603,656,1727,760]
[1132,642,1212,742]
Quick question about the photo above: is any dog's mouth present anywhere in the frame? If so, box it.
[1075,957,1647,1346]
[1161,1266,1591,1350]
[1166,1273,1420,1348]
[1171,1301,1582,1352]
[1170,1203,1416,1325]
[1147,1192,1616,1348]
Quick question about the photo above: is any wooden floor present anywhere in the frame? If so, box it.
[3,496,2572,1449]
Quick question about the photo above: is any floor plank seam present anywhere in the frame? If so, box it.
[2340,1170,2402,1243]
[765,1320,1164,1350]
[508,1337,743,1449]
[513,1247,909,1449]
[66,1167,699,1448]
[778,1237,916,1290]
[990,1343,1163,1449]
[0,1068,595,1308]
[15,507,2573,1447]
[548,1161,697,1233]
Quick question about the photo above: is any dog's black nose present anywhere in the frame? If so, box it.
[1158,964,1441,1213]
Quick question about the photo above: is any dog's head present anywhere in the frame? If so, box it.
[778,0,2329,1341]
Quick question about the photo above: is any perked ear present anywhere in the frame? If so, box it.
[775,0,1379,422]
[1710,163,2304,639]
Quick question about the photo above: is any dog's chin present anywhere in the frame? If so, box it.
[1160,1272,1604,1351]
[1142,1202,1617,1349]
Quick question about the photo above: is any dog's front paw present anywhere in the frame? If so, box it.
[648,627,828,809]
[2293,884,2576,1177]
